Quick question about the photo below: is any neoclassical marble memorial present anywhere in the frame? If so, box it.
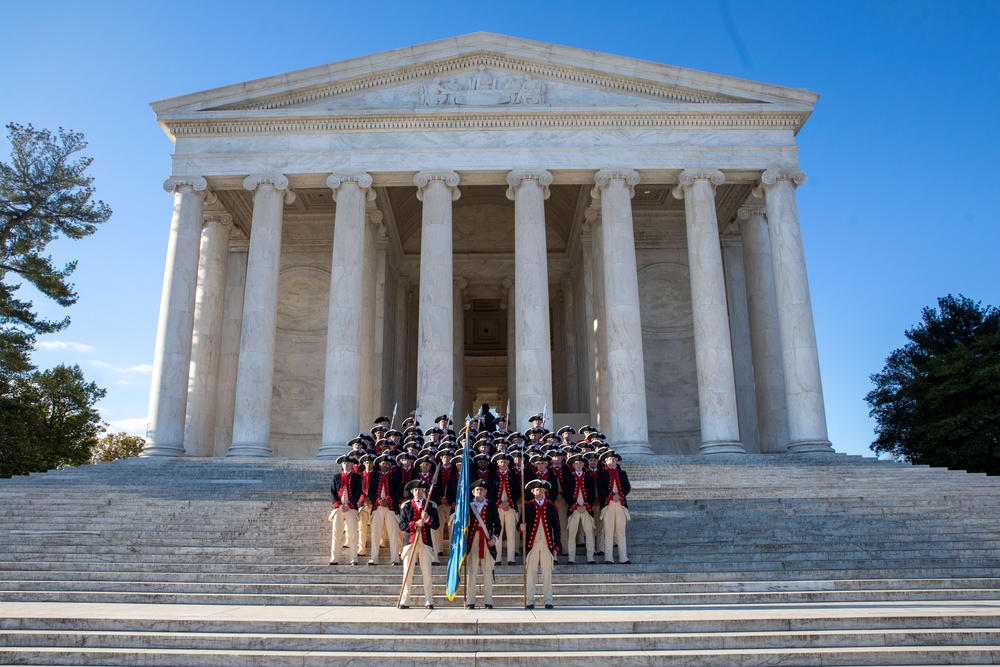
[143,33,834,458]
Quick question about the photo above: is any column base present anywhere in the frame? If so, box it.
[787,440,835,454]
[226,444,273,457]
[316,444,349,459]
[699,441,746,455]
[140,443,186,457]
[613,441,655,457]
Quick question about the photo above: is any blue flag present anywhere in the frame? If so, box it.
[445,442,471,601]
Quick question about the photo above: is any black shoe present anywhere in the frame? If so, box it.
[595,551,604,556]
[398,604,409,609]
[432,561,441,566]
[525,604,534,609]
[622,559,632,564]
[544,604,554,609]
[507,561,516,565]
[328,560,337,565]
[485,604,493,609]
[587,560,596,565]
[425,604,434,609]
[465,604,475,609]
[368,561,375,566]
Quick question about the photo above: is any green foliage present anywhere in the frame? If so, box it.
[0,364,106,477]
[0,122,111,373]
[91,431,144,463]
[866,295,1000,474]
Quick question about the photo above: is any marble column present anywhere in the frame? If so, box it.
[372,225,389,424]
[394,277,410,413]
[592,170,652,456]
[214,241,248,456]
[561,277,580,413]
[721,232,760,454]
[183,212,232,457]
[507,169,554,430]
[414,171,460,424]
[579,222,600,424]
[453,277,467,415]
[318,174,374,458]
[228,175,294,457]
[144,177,213,457]
[501,276,516,426]
[672,169,745,455]
[359,204,381,426]
[738,201,790,453]
[754,169,834,453]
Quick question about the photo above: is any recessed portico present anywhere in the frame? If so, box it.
[142,33,834,458]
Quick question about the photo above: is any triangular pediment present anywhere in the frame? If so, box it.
[152,33,818,121]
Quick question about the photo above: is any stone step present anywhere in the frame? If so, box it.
[1,588,996,607]
[2,644,998,666]
[4,627,1000,651]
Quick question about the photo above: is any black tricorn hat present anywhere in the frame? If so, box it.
[525,479,551,491]
[404,479,430,492]
[556,425,576,436]
[336,454,356,465]
[470,479,487,490]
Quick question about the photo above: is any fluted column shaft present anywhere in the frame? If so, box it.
[672,170,744,454]
[229,176,294,457]
[739,202,790,453]
[318,174,374,457]
[754,170,834,453]
[507,170,554,430]
[502,277,516,425]
[144,178,212,457]
[414,171,460,423]
[454,277,467,413]
[593,170,652,455]
[183,213,232,456]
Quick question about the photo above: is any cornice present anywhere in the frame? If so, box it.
[164,111,804,137]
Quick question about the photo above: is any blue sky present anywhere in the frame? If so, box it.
[2,1,997,457]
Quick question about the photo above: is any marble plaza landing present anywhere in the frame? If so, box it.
[2,455,1000,664]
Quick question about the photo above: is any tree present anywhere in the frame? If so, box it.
[866,295,1000,474]
[91,431,144,463]
[0,364,106,478]
[1,122,111,374]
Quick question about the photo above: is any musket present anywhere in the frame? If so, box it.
[389,402,398,431]
[504,399,510,434]
[396,430,446,609]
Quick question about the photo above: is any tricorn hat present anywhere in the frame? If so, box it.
[404,479,430,492]
[525,479,551,491]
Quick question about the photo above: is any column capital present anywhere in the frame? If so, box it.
[164,177,216,205]
[753,168,807,198]
[592,169,640,199]
[737,197,768,222]
[243,174,296,204]
[163,176,208,193]
[454,276,468,291]
[326,173,376,202]
[671,169,725,200]
[202,213,233,229]
[413,171,461,201]
[366,207,384,226]
[505,169,553,201]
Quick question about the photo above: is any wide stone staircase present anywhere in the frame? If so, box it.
[1,454,999,665]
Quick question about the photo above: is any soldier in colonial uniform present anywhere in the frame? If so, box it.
[563,453,597,564]
[329,454,363,565]
[466,479,501,609]
[597,450,631,564]
[367,454,402,565]
[519,479,560,609]
[487,451,521,564]
[434,449,456,554]
[397,479,440,608]
[356,454,376,559]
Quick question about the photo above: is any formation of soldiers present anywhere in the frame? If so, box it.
[328,407,632,609]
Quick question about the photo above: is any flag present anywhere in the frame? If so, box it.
[445,442,471,601]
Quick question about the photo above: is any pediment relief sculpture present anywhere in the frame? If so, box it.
[419,66,547,106]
